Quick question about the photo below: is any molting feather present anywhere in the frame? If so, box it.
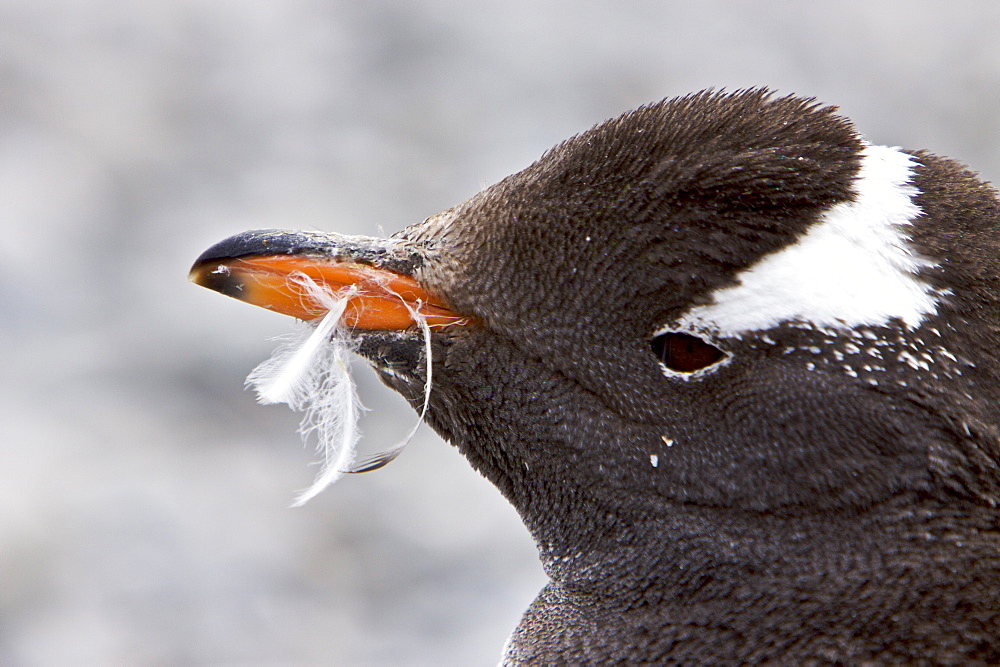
[245,274,434,505]
[246,277,362,505]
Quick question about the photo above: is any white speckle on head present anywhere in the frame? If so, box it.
[661,435,674,447]
[650,454,659,467]
[675,144,938,336]
[898,350,931,372]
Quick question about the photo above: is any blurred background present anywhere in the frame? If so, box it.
[2,1,999,664]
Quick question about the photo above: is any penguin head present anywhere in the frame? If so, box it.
[192,89,1000,550]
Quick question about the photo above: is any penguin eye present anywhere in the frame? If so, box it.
[651,332,726,373]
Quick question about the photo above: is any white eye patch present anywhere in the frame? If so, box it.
[675,144,939,337]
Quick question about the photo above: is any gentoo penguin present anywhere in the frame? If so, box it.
[191,89,1000,663]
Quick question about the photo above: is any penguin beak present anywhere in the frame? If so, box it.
[188,229,467,329]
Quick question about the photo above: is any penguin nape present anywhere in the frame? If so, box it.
[191,89,1000,663]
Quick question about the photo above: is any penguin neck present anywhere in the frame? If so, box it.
[507,497,1000,664]
[524,490,996,604]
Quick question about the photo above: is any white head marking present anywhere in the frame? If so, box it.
[674,144,938,336]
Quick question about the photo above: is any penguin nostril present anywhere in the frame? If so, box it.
[651,332,726,373]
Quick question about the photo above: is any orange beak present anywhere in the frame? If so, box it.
[188,230,468,329]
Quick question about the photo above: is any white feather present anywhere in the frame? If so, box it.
[246,277,363,505]
[345,293,434,472]
[250,288,354,407]
[245,273,435,506]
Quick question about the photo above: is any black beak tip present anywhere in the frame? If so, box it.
[191,228,426,278]
[189,263,251,300]
[191,229,305,269]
